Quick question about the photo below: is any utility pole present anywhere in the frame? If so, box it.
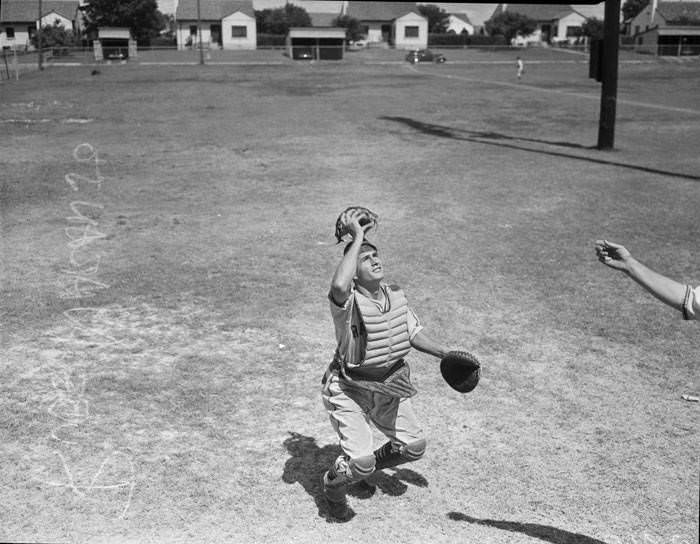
[196,0,204,65]
[38,0,44,70]
[597,0,621,150]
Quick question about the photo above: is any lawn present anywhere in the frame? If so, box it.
[1,48,698,544]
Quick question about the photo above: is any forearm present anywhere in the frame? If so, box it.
[330,235,363,298]
[625,258,688,311]
[410,329,449,359]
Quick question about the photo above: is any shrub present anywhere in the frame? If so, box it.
[257,33,286,48]
[428,33,507,47]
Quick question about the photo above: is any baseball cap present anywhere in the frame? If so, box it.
[343,239,378,256]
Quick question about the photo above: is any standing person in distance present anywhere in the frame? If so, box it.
[516,56,524,80]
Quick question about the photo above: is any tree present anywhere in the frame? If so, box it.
[417,4,449,34]
[255,3,311,35]
[31,20,77,54]
[581,17,604,40]
[622,0,649,21]
[485,12,538,44]
[82,0,166,45]
[333,15,364,42]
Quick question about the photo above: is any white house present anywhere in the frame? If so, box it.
[629,1,700,55]
[446,13,474,35]
[0,0,81,51]
[492,4,603,46]
[393,11,428,49]
[345,1,428,49]
[175,0,256,50]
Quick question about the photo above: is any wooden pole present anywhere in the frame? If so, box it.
[38,0,44,70]
[196,0,204,65]
[596,0,621,150]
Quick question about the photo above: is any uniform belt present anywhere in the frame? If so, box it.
[322,358,406,384]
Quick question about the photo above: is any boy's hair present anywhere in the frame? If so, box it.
[344,240,378,256]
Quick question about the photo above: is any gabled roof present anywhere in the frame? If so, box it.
[0,0,80,22]
[288,26,346,39]
[493,4,575,22]
[346,1,420,21]
[656,1,700,24]
[176,0,255,21]
[449,13,472,25]
[292,1,345,14]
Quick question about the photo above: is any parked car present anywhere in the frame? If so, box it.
[295,48,314,60]
[347,39,368,51]
[405,49,446,64]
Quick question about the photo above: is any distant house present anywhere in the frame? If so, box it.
[0,0,81,51]
[344,1,428,49]
[175,0,256,50]
[491,4,594,46]
[630,0,700,55]
[446,13,474,35]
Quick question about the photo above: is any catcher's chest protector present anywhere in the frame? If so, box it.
[355,285,411,367]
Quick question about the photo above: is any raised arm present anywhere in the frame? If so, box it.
[329,210,372,305]
[595,240,690,313]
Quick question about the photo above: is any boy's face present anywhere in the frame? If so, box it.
[355,248,384,286]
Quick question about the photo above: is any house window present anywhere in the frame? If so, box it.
[231,25,247,38]
[404,25,419,38]
[565,26,582,38]
[6,27,15,39]
[189,25,197,36]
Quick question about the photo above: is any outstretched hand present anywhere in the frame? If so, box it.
[595,239,633,272]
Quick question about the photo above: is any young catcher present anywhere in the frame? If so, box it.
[595,239,699,320]
[320,208,453,521]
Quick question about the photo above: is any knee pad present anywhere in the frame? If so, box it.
[348,454,376,481]
[400,438,426,462]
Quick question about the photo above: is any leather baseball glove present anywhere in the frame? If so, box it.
[334,206,379,243]
[440,351,481,393]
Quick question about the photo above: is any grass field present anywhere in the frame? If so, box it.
[1,48,699,544]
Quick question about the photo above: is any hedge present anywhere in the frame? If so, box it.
[257,33,286,47]
[428,33,508,47]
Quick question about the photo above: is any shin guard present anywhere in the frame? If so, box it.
[374,439,426,470]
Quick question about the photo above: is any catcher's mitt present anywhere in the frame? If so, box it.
[334,206,379,243]
[440,351,481,393]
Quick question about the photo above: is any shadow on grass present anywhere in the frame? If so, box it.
[380,116,700,182]
[282,432,430,522]
[447,512,610,544]
[281,432,343,522]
